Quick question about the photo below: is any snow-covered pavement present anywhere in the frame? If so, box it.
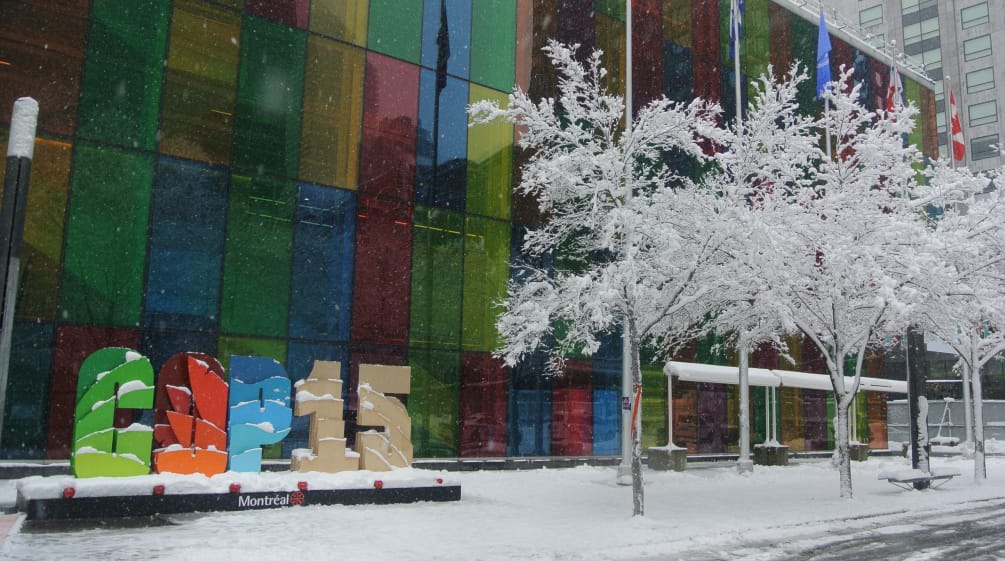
[2,454,1004,561]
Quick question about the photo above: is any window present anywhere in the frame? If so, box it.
[964,35,992,61]
[859,6,883,27]
[969,100,998,127]
[966,68,995,94]
[961,3,989,29]
[908,47,941,71]
[903,18,939,47]
[971,134,999,160]
[902,0,936,15]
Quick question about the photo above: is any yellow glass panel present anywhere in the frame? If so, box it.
[159,0,241,164]
[663,0,692,48]
[466,84,512,219]
[300,36,365,189]
[310,0,368,47]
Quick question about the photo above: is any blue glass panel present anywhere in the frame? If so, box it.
[852,48,872,110]
[421,0,471,80]
[663,43,694,103]
[509,389,552,456]
[140,330,219,376]
[289,184,356,341]
[416,71,469,211]
[2,321,54,458]
[144,158,228,332]
[284,342,348,456]
[592,388,620,454]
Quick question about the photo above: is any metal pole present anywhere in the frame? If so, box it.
[906,327,931,487]
[618,0,634,486]
[0,97,38,448]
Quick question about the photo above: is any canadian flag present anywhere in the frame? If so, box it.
[949,89,965,161]
[886,64,903,114]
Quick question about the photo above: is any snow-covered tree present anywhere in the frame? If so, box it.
[921,162,1005,482]
[740,69,942,498]
[468,41,730,516]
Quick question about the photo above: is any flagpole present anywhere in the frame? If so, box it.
[618,0,634,487]
[946,76,956,171]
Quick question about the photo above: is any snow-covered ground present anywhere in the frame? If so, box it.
[3,451,1005,561]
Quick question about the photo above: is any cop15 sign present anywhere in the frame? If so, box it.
[71,348,413,478]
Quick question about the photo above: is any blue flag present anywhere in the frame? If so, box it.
[816,11,832,99]
[729,0,744,60]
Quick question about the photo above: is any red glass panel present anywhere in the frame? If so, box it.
[459,353,508,457]
[870,58,888,115]
[359,53,419,200]
[697,382,726,453]
[831,36,853,81]
[633,0,663,110]
[0,0,89,136]
[351,196,412,346]
[551,359,592,456]
[45,325,141,458]
[800,338,828,450]
[557,0,596,59]
[529,0,558,101]
[768,2,792,76]
[691,0,720,104]
[866,391,888,449]
[920,87,938,160]
[515,0,534,92]
[245,0,308,29]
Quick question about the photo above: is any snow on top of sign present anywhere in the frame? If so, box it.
[296,391,338,402]
[125,351,144,363]
[117,380,153,396]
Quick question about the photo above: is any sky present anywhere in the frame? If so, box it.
[3,446,1005,561]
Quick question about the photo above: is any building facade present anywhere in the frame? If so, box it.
[0,0,936,462]
[830,0,1004,172]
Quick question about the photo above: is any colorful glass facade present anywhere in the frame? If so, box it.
[0,0,935,460]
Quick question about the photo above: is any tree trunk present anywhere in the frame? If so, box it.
[972,353,987,482]
[834,398,853,499]
[628,315,644,516]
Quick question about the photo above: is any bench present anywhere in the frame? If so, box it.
[879,467,961,490]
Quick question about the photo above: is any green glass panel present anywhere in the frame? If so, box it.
[311,0,368,46]
[0,135,71,321]
[641,365,667,449]
[77,0,170,150]
[752,384,766,443]
[408,346,459,457]
[231,16,306,178]
[216,335,288,377]
[595,13,626,99]
[300,36,365,189]
[220,174,295,337]
[791,14,817,116]
[160,0,241,165]
[410,206,464,348]
[744,0,771,82]
[466,85,512,219]
[367,0,422,64]
[595,0,625,20]
[60,143,152,327]
[662,0,692,48]
[903,78,923,155]
[462,216,510,352]
[470,0,516,91]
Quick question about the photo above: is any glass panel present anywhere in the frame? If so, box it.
[791,13,817,116]
[77,0,170,150]
[462,216,510,352]
[509,349,552,456]
[0,136,71,321]
[310,0,368,46]
[359,53,419,200]
[409,346,459,457]
[367,0,422,64]
[60,143,153,327]
[459,352,508,457]
[663,0,691,48]
[551,360,592,455]
[964,35,992,61]
[144,158,228,332]
[300,37,364,189]
[0,1,89,136]
[351,196,412,345]
[641,364,667,449]
[422,0,471,81]
[743,0,770,80]
[231,15,306,179]
[595,13,625,99]
[971,134,999,160]
[592,357,620,454]
[140,329,218,377]
[471,0,516,91]
[159,0,241,165]
[47,326,141,458]
[410,206,463,348]
[2,321,53,457]
[557,0,596,55]
[966,68,995,94]
[663,44,694,103]
[961,3,989,29]
[245,0,308,28]
[692,0,722,103]
[633,0,663,108]
[859,5,882,27]
[216,335,287,373]
[416,71,468,211]
[969,100,997,127]
[288,184,356,342]
[220,174,295,337]
[466,85,512,219]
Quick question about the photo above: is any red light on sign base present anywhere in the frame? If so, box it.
[297,481,308,491]
[229,483,241,494]
[436,478,443,485]
[373,480,383,489]
[62,487,75,499]
[153,484,165,495]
